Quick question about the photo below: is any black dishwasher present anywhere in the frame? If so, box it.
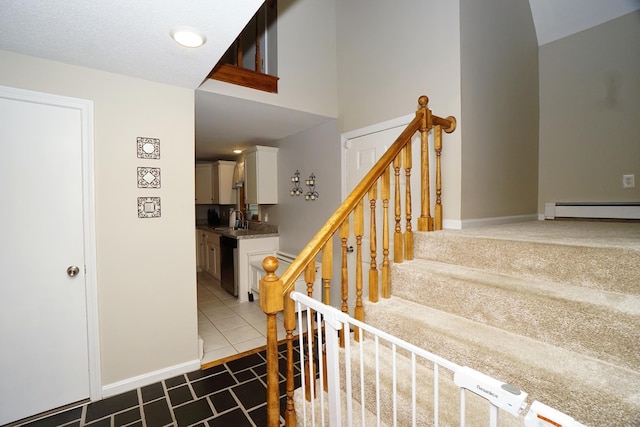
[220,235,238,296]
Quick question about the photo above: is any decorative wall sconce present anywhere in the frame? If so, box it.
[305,173,319,201]
[290,170,303,196]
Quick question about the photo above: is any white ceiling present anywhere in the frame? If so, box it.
[1,0,638,159]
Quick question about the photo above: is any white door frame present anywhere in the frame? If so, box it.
[0,85,102,401]
[340,114,414,202]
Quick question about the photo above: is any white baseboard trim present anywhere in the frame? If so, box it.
[442,219,462,229]
[101,359,201,398]
[457,214,539,229]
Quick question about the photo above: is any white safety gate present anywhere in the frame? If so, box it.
[291,292,586,427]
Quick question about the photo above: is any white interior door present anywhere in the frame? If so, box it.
[0,88,93,424]
[344,120,423,302]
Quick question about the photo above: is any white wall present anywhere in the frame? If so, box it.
[198,0,338,118]
[271,120,342,254]
[460,0,539,222]
[0,50,198,387]
[538,11,640,211]
[335,0,463,221]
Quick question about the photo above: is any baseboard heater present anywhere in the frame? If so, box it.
[544,202,640,220]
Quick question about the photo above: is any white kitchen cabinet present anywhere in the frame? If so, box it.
[244,146,278,204]
[248,251,321,300]
[205,231,221,281]
[196,229,207,271]
[195,164,213,204]
[237,236,279,302]
[212,160,236,205]
[196,161,237,205]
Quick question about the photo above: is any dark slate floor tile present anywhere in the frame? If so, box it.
[85,390,139,423]
[187,364,225,381]
[164,374,186,389]
[232,368,256,383]
[206,408,252,427]
[173,397,213,427]
[247,403,269,426]
[210,389,237,414]
[142,398,173,427]
[252,363,267,376]
[168,384,194,407]
[22,407,83,427]
[232,378,267,410]
[191,372,236,398]
[226,353,264,372]
[85,417,111,427]
[141,382,165,403]
[114,406,142,426]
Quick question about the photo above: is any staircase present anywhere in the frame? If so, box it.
[362,220,640,426]
[258,96,639,426]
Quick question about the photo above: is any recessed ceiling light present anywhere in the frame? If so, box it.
[233,149,243,154]
[170,27,206,48]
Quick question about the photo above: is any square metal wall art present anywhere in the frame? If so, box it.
[137,197,161,218]
[137,137,160,159]
[137,167,161,188]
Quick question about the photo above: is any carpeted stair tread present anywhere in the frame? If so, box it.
[413,229,640,295]
[391,259,640,371]
[293,387,388,427]
[295,338,524,427]
[363,297,640,427]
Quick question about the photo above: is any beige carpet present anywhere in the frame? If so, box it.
[292,220,640,426]
[361,220,640,427]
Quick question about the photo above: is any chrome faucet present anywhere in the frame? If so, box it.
[232,210,248,229]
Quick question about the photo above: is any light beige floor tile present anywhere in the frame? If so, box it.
[199,299,227,311]
[222,325,262,344]
[202,334,231,352]
[198,321,217,335]
[226,300,262,313]
[202,307,237,321]
[239,310,269,324]
[233,336,267,353]
[202,346,236,364]
[212,315,248,332]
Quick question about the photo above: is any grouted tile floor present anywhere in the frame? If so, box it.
[19,344,301,427]
[197,272,289,365]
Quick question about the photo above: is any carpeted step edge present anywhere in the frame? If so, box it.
[413,231,640,295]
[364,297,640,427]
[390,259,640,371]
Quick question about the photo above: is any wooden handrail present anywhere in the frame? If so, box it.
[279,97,454,293]
[261,95,456,426]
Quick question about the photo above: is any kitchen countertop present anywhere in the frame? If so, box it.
[197,225,279,240]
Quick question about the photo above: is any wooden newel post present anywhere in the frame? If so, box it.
[259,256,284,427]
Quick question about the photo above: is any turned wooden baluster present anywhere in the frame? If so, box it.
[368,182,379,302]
[322,239,332,305]
[283,287,296,426]
[305,262,315,299]
[434,124,444,231]
[404,141,414,260]
[305,262,327,393]
[303,263,317,401]
[393,155,403,263]
[381,167,391,298]
[354,199,364,341]
[339,218,349,347]
[254,16,261,72]
[418,96,434,232]
[259,256,284,427]
[321,241,332,393]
